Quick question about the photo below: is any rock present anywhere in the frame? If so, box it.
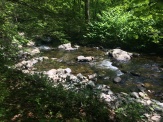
[104,76,110,80]
[87,81,95,88]
[68,75,78,82]
[130,92,139,99]
[146,100,152,105]
[30,48,40,55]
[22,70,30,74]
[108,90,114,95]
[46,69,57,77]
[74,45,80,49]
[18,45,23,49]
[58,43,78,51]
[151,115,161,122]
[38,45,52,51]
[77,73,86,80]
[137,86,146,92]
[100,93,112,102]
[109,49,132,61]
[18,51,31,60]
[157,102,163,108]
[42,56,49,60]
[27,41,35,47]
[56,68,66,74]
[51,58,57,60]
[65,68,71,74]
[113,77,121,83]
[138,92,150,100]
[77,56,94,62]
[154,107,163,112]
[58,43,71,49]
[88,73,97,81]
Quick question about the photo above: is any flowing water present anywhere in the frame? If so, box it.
[34,47,163,101]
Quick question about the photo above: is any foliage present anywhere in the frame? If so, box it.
[115,101,147,122]
[0,68,112,121]
[84,0,163,51]
[0,0,29,67]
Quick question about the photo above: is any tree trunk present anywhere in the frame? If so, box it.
[85,0,90,23]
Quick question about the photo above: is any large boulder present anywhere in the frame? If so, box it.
[109,49,133,61]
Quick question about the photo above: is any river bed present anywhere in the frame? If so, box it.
[34,46,163,101]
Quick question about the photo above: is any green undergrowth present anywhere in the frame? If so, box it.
[0,67,151,122]
[0,67,113,122]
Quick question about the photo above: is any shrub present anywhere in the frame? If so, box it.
[84,0,162,51]
[0,69,112,121]
[115,101,147,122]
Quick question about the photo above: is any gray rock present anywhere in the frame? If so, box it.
[58,43,78,51]
[27,41,35,47]
[45,69,57,76]
[151,115,161,122]
[77,73,86,80]
[130,92,140,99]
[104,76,110,80]
[109,49,132,61]
[88,73,97,81]
[56,68,66,74]
[138,92,150,100]
[137,86,146,92]
[113,77,121,83]
[65,68,71,74]
[77,56,94,62]
[30,47,40,56]
[87,81,95,88]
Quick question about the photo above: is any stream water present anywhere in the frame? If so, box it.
[34,46,163,101]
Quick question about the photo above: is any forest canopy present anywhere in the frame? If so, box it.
[0,0,163,57]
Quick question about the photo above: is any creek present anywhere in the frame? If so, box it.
[34,46,163,101]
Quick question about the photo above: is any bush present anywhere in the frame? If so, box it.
[115,101,147,122]
[84,0,162,52]
[0,69,112,121]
